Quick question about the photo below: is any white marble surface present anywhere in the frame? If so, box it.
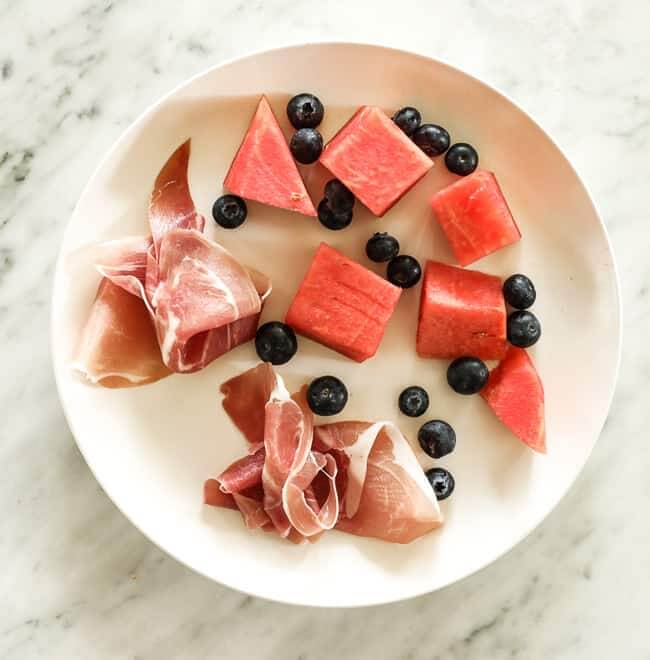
[0,0,647,657]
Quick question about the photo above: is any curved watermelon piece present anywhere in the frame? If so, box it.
[320,106,433,216]
[224,95,316,217]
[417,260,506,360]
[431,170,521,266]
[481,346,546,453]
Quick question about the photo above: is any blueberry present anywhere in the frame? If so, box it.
[398,386,429,417]
[507,310,541,348]
[418,420,456,459]
[317,199,353,230]
[287,93,325,129]
[445,143,479,176]
[324,179,355,214]
[447,357,489,395]
[307,376,348,416]
[425,467,455,500]
[387,255,422,288]
[412,124,451,157]
[255,322,298,365]
[290,128,323,164]
[392,106,421,136]
[503,274,536,310]
[212,194,247,229]
[366,232,400,263]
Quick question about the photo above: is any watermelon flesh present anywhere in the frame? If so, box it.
[320,106,433,217]
[430,170,521,266]
[285,243,402,361]
[224,95,316,217]
[481,346,546,453]
[417,260,506,360]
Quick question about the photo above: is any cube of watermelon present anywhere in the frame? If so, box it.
[430,170,521,266]
[481,346,546,453]
[285,243,402,361]
[417,261,506,360]
[320,106,433,217]
[224,95,316,217]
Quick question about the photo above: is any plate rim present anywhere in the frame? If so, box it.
[50,40,623,608]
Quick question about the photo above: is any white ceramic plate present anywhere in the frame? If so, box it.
[51,43,621,607]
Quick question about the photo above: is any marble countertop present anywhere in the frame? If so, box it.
[1,0,647,657]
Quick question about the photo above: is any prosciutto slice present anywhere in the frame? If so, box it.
[314,422,442,543]
[206,364,442,544]
[207,364,338,541]
[75,140,271,386]
[73,278,169,387]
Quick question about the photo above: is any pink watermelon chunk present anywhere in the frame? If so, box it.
[224,95,316,217]
[320,106,433,216]
[417,261,506,360]
[430,170,521,266]
[285,243,402,361]
[481,346,546,453]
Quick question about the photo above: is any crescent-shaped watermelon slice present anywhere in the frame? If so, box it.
[224,95,316,217]
[481,346,546,453]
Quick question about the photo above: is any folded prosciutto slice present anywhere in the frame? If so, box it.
[207,364,339,541]
[314,422,442,543]
[74,140,271,386]
[205,363,443,544]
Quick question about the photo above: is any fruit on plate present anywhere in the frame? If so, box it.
[286,93,324,129]
[507,310,542,348]
[320,106,433,216]
[224,95,317,216]
[430,170,521,266]
[290,127,323,164]
[425,467,455,500]
[366,232,400,262]
[398,386,429,417]
[285,242,402,361]
[447,356,489,395]
[418,420,456,458]
[392,106,421,136]
[413,124,451,157]
[255,321,298,365]
[417,260,507,360]
[387,254,422,289]
[445,142,479,176]
[306,375,349,416]
[212,194,247,229]
[480,346,546,453]
[503,273,536,310]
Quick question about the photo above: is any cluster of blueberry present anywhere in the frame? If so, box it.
[366,232,422,290]
[392,106,479,177]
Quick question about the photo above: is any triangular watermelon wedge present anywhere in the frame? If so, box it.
[481,346,546,453]
[223,95,317,217]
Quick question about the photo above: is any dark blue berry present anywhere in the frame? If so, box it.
[307,376,348,416]
[398,386,429,417]
[507,310,541,347]
[387,255,422,288]
[425,467,455,500]
[317,199,352,230]
[418,420,456,458]
[324,179,355,214]
[212,194,247,229]
[392,107,421,136]
[255,322,298,365]
[503,274,536,310]
[445,143,479,176]
[366,232,400,262]
[290,128,323,164]
[447,357,489,395]
[287,93,324,129]
[412,124,450,157]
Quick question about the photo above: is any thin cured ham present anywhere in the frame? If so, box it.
[73,278,170,387]
[205,363,442,544]
[74,140,271,386]
[314,422,443,543]
[208,364,339,541]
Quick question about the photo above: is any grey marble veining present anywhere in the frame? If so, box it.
[1,0,648,658]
